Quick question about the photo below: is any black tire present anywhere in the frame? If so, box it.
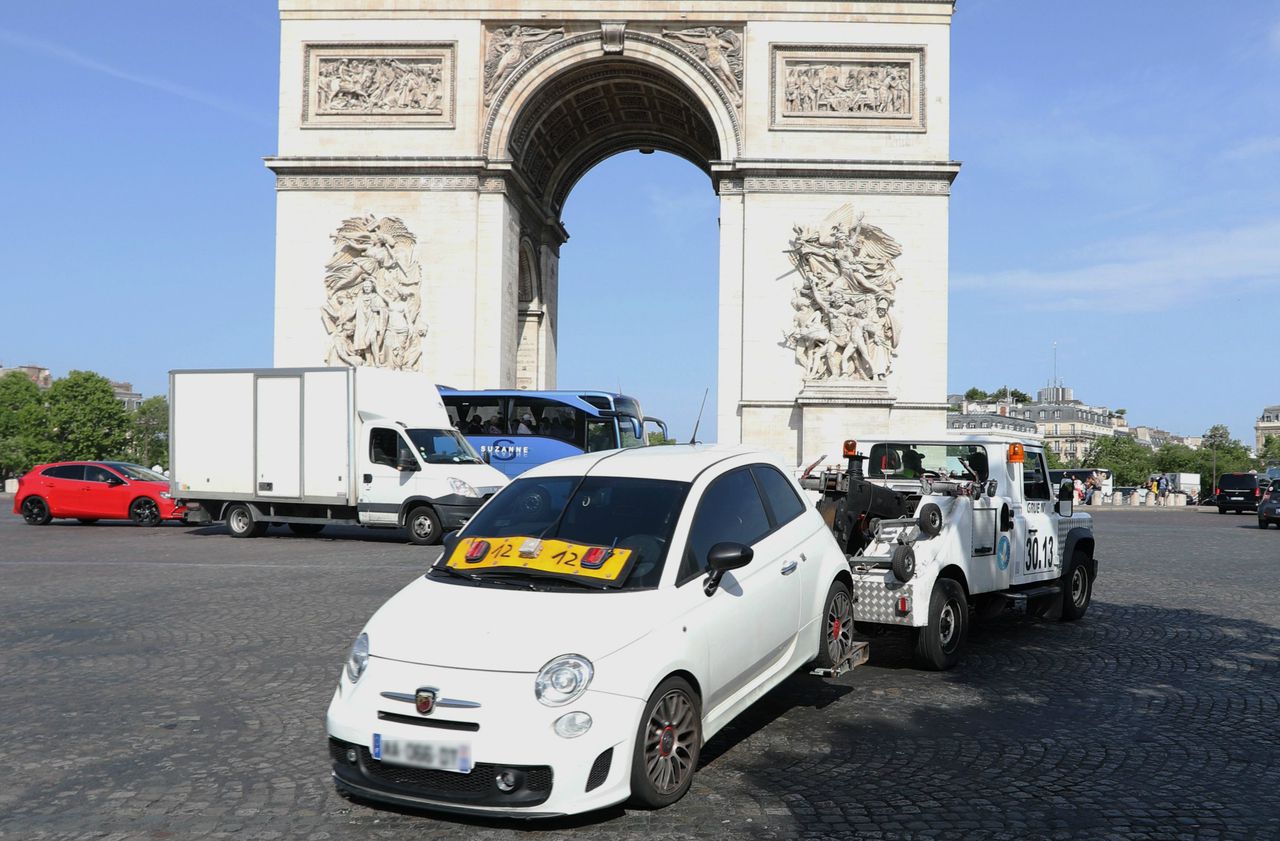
[406,505,442,546]
[911,577,968,671]
[1218,508,1226,515]
[76,518,99,525]
[288,522,325,536]
[891,543,916,582]
[129,497,162,527]
[917,502,943,537]
[629,676,701,809]
[1060,550,1093,621]
[225,503,265,538]
[20,496,51,526]
[811,579,855,670]
[1259,518,1268,529]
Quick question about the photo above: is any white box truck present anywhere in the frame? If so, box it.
[169,367,508,544]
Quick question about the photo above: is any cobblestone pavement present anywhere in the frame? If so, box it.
[0,507,1276,840]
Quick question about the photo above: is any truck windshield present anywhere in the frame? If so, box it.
[450,475,689,590]
[405,428,484,465]
[867,443,990,481]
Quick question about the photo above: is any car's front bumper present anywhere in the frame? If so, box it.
[325,655,644,817]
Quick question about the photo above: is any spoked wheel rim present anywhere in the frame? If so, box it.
[644,690,698,795]
[827,590,854,663]
[938,599,961,652]
[411,514,434,540]
[132,499,160,526]
[1071,566,1088,607]
[21,498,47,524]
[229,507,251,534]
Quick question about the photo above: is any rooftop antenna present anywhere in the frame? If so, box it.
[689,387,709,444]
[1053,341,1059,389]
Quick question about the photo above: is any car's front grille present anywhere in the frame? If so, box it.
[376,710,480,731]
[585,747,612,792]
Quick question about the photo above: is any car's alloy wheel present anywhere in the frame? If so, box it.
[643,689,698,796]
[130,498,161,527]
[826,588,855,665]
[21,497,51,525]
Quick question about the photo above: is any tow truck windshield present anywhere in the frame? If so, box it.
[867,443,990,482]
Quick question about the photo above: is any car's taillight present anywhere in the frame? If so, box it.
[1214,487,1220,496]
[1256,487,1262,498]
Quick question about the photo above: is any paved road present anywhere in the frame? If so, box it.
[0,507,1276,840]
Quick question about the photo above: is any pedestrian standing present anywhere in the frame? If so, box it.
[1158,474,1169,507]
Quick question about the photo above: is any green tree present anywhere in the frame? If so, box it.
[1009,388,1032,403]
[990,386,1009,401]
[964,387,988,402]
[646,429,670,446]
[1044,447,1066,469]
[1260,435,1280,464]
[130,395,169,467]
[1081,435,1155,486]
[46,371,131,462]
[1202,424,1233,451]
[0,372,53,479]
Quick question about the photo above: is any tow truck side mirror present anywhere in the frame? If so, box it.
[1056,479,1074,517]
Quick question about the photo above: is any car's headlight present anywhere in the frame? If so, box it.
[535,654,593,707]
[345,632,369,683]
[448,477,480,498]
[159,491,173,500]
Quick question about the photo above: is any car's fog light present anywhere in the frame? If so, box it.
[554,711,593,739]
[345,748,358,764]
[495,769,521,792]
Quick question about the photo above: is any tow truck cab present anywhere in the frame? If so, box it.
[806,433,1097,670]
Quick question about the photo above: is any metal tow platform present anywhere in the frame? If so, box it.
[811,640,870,678]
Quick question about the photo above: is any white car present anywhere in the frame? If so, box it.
[326,445,857,817]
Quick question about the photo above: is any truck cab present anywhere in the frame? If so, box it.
[809,434,1097,670]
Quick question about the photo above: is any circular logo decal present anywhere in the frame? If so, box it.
[996,535,1011,571]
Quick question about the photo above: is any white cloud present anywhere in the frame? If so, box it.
[953,218,1280,312]
[0,27,270,126]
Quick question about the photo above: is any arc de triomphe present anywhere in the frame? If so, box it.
[269,0,959,465]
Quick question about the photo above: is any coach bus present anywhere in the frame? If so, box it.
[439,388,667,478]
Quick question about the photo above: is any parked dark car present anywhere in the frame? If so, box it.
[1259,480,1280,529]
[1216,473,1263,514]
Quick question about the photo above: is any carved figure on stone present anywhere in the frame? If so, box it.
[661,26,743,104]
[781,204,904,382]
[320,214,428,371]
[484,25,565,104]
[782,61,911,116]
[317,57,444,114]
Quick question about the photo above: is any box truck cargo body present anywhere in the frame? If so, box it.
[170,367,507,543]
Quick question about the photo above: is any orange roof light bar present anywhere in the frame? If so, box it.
[843,440,859,458]
[1007,443,1025,464]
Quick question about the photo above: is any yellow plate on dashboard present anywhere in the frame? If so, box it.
[447,536,634,586]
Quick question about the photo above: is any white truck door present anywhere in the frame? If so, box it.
[255,375,302,498]
[1014,449,1059,584]
[359,426,415,524]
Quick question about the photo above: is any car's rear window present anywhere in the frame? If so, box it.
[1218,474,1259,490]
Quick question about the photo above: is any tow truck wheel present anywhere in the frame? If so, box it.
[1059,550,1093,621]
[225,503,265,538]
[629,676,701,809]
[891,544,916,582]
[911,578,968,671]
[812,579,855,670]
[406,505,442,546]
[917,502,943,537]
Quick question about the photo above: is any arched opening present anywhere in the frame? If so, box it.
[498,53,728,436]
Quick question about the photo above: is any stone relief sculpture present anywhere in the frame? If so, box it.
[661,26,743,104]
[316,57,444,114]
[782,205,903,382]
[320,215,428,371]
[783,62,911,115]
[484,25,565,104]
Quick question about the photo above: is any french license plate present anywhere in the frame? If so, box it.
[1230,496,1243,501]
[373,733,472,773]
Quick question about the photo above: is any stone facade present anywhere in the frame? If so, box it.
[1256,405,1280,453]
[269,0,958,466]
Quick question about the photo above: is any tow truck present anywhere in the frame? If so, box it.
[804,434,1098,670]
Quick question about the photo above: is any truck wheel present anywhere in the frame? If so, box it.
[288,523,325,537]
[406,506,442,546]
[917,502,943,537]
[912,578,967,671]
[226,503,265,538]
[1059,550,1093,621]
[891,544,915,582]
[629,676,701,809]
[21,497,52,526]
[812,579,855,670]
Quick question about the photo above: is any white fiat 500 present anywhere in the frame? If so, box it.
[326,445,856,818]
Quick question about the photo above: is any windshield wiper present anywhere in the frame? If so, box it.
[431,564,542,590]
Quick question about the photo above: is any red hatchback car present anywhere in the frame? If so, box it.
[14,462,185,526]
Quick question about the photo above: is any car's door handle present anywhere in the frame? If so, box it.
[781,561,798,575]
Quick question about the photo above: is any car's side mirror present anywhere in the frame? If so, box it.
[703,542,753,596]
[1058,479,1074,502]
[396,453,420,472]
[107,476,125,486]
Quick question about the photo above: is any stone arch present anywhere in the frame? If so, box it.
[484,30,740,214]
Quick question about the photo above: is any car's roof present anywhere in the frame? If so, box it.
[517,444,780,483]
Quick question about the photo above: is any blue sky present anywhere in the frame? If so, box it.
[1,2,1277,445]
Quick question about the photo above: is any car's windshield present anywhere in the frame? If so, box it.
[405,428,484,464]
[443,475,689,591]
[104,462,167,482]
[867,443,990,481]
[1218,474,1258,491]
